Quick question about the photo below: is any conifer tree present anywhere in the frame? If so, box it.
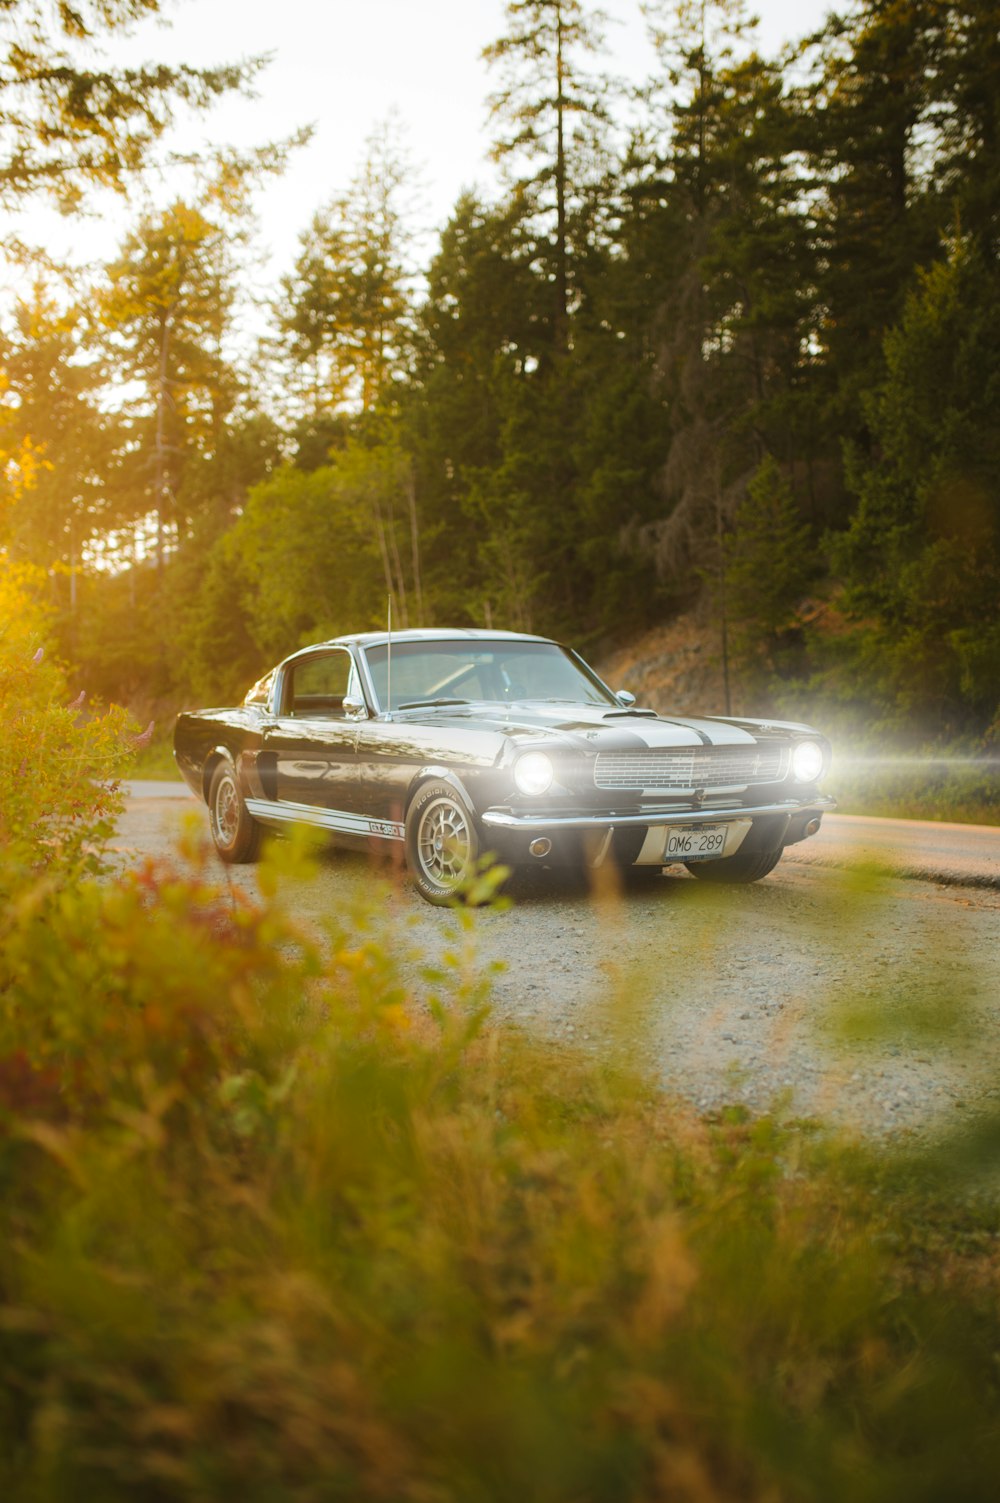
[483,0,611,347]
[634,0,810,582]
[97,197,238,570]
[722,453,813,687]
[278,118,416,423]
[0,0,260,210]
[833,238,1000,733]
[0,282,114,600]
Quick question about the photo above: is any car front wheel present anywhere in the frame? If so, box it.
[684,845,783,884]
[405,780,479,905]
[208,761,262,864]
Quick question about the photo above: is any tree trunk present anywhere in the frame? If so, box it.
[154,314,171,573]
[554,2,569,346]
[406,465,425,624]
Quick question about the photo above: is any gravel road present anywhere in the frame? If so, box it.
[112,789,1000,1141]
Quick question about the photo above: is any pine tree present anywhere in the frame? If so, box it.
[833,237,1000,734]
[632,1,811,583]
[277,118,417,422]
[483,0,612,348]
[97,197,238,570]
[0,0,260,210]
[722,453,814,688]
[0,281,115,602]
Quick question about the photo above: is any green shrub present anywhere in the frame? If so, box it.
[0,562,136,890]
[1,831,999,1501]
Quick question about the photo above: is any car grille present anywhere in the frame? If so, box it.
[593,745,787,792]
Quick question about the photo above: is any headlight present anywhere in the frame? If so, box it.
[790,740,824,783]
[513,751,553,796]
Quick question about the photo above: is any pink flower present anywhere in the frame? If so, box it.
[31,647,44,666]
[68,690,86,711]
[133,720,155,749]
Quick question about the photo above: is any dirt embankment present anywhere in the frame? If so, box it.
[594,611,728,716]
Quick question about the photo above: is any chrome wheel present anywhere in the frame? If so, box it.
[211,772,240,847]
[416,795,473,889]
[207,762,262,864]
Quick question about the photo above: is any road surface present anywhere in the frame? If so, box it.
[112,786,1000,1139]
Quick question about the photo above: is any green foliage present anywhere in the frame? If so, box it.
[223,436,422,663]
[0,562,135,891]
[277,117,417,415]
[0,0,262,210]
[483,0,611,339]
[0,283,114,577]
[830,754,999,827]
[721,455,814,683]
[2,826,1000,1497]
[6,0,1000,747]
[831,239,1000,736]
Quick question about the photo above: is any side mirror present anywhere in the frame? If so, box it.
[343,695,369,720]
[616,689,636,708]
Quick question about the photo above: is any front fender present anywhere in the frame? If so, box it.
[404,765,480,821]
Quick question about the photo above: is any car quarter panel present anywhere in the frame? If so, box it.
[174,709,267,801]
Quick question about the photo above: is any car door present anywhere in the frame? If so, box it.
[259,648,366,831]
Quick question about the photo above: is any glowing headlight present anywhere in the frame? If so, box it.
[791,740,824,783]
[513,751,554,796]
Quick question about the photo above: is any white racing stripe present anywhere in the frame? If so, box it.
[621,719,759,749]
[245,797,405,841]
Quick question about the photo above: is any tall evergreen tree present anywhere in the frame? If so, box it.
[97,197,239,569]
[405,194,544,625]
[833,237,1000,734]
[0,281,114,599]
[634,1,813,581]
[483,0,612,347]
[277,118,417,425]
[798,0,944,429]
[0,0,260,210]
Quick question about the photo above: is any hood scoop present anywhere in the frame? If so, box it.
[602,708,660,719]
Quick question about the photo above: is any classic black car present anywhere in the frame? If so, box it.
[174,629,835,904]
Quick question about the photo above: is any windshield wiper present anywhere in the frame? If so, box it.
[396,697,471,710]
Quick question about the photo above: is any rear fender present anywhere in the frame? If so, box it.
[202,745,238,804]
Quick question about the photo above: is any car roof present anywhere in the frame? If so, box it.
[304,628,558,652]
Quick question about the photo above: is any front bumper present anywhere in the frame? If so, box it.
[480,794,837,867]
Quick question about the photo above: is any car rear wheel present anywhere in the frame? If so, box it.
[208,761,262,864]
[405,780,479,905]
[684,846,783,884]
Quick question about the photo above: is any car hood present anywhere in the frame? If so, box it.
[399,702,809,748]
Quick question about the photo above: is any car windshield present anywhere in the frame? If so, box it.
[363,639,618,712]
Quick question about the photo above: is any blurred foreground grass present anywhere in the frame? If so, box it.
[1,828,999,1502]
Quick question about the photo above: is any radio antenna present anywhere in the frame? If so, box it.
[386,594,392,718]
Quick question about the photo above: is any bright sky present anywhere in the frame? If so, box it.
[6,0,836,296]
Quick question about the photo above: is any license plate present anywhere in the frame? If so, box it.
[663,824,730,862]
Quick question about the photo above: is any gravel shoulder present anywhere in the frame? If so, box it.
[111,792,1000,1142]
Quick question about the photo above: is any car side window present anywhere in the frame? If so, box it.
[283,651,355,718]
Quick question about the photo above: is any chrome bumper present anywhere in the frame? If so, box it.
[481,794,837,833]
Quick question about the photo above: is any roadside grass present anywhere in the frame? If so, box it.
[1,829,999,1501]
[829,755,999,826]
